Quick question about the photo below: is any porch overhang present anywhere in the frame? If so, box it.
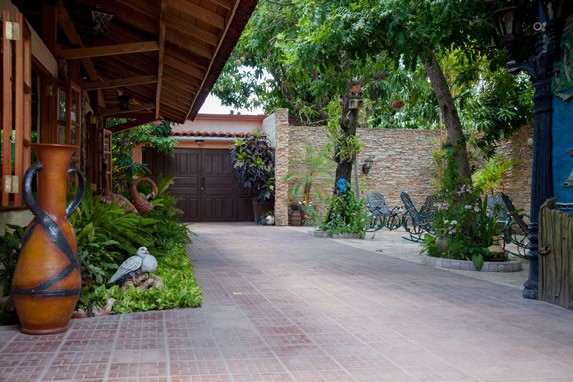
[14,0,258,124]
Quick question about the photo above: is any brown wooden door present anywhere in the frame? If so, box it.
[144,148,252,222]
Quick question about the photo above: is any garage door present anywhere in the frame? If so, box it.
[143,148,253,222]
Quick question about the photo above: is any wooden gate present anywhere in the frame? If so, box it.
[143,148,253,222]
[539,198,573,309]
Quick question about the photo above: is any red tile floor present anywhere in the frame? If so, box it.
[1,222,572,381]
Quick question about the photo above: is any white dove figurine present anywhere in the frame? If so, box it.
[107,246,158,284]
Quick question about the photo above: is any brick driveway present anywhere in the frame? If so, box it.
[1,222,572,381]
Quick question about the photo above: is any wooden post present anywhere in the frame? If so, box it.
[539,198,573,309]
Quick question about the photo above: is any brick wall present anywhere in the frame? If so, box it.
[272,112,533,225]
[495,125,533,215]
[273,109,290,226]
[357,129,441,209]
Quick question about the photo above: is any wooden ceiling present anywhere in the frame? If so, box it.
[15,0,258,124]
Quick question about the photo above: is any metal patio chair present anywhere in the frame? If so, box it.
[365,192,403,232]
[400,192,436,242]
[500,192,530,259]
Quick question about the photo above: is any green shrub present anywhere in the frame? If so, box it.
[421,147,503,270]
[0,225,24,297]
[147,175,192,250]
[319,187,369,238]
[79,243,202,313]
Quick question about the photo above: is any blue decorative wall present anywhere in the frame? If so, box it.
[552,98,573,210]
[551,13,573,212]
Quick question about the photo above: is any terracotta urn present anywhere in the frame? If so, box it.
[12,144,86,334]
[391,100,404,109]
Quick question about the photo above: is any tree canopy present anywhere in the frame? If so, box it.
[214,0,534,189]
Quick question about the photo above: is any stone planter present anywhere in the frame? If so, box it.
[422,255,522,272]
[308,229,361,239]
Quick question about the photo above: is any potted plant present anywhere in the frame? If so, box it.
[230,132,275,222]
[284,141,335,226]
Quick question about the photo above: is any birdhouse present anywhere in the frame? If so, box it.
[348,84,363,110]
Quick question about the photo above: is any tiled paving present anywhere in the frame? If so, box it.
[1,222,572,381]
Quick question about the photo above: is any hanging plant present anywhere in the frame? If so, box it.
[230,132,275,203]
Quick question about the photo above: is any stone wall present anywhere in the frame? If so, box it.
[357,129,441,208]
[495,125,533,215]
[273,109,290,226]
[272,110,534,225]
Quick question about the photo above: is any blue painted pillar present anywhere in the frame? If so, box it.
[552,99,573,213]
[552,15,573,213]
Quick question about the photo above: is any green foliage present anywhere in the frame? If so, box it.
[472,155,517,195]
[422,147,503,269]
[230,132,275,203]
[319,188,369,238]
[148,175,192,250]
[0,180,199,324]
[110,119,177,195]
[285,141,335,206]
[0,225,24,296]
[214,0,533,163]
[325,98,363,163]
[69,186,158,284]
[69,186,157,255]
[71,180,198,315]
[79,243,202,314]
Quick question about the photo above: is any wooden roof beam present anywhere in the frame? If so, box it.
[102,102,156,117]
[108,116,159,133]
[164,15,218,46]
[58,41,159,59]
[82,75,157,90]
[168,0,225,30]
[55,0,98,81]
[156,0,167,119]
[185,0,241,120]
[211,0,234,11]
[164,55,206,79]
[165,30,212,59]
[74,0,158,35]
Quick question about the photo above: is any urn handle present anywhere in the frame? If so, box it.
[22,161,87,218]
[22,162,43,216]
[66,164,87,218]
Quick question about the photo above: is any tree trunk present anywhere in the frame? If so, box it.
[333,94,358,190]
[423,52,472,183]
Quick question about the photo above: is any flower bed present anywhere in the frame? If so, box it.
[423,255,522,272]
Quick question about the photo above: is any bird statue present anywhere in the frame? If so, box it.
[101,159,138,214]
[107,246,158,285]
[131,178,158,214]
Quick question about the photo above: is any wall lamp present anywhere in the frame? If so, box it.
[362,156,374,175]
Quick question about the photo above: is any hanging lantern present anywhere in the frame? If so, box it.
[348,84,363,110]
[91,5,114,35]
[118,93,131,110]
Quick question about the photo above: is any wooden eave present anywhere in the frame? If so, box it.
[14,0,258,124]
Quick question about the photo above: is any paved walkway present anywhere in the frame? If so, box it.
[1,222,572,381]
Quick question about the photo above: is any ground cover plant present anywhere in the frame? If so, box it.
[421,147,503,270]
[0,175,202,325]
[72,175,202,315]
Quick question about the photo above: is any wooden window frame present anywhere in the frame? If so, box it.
[1,11,32,208]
